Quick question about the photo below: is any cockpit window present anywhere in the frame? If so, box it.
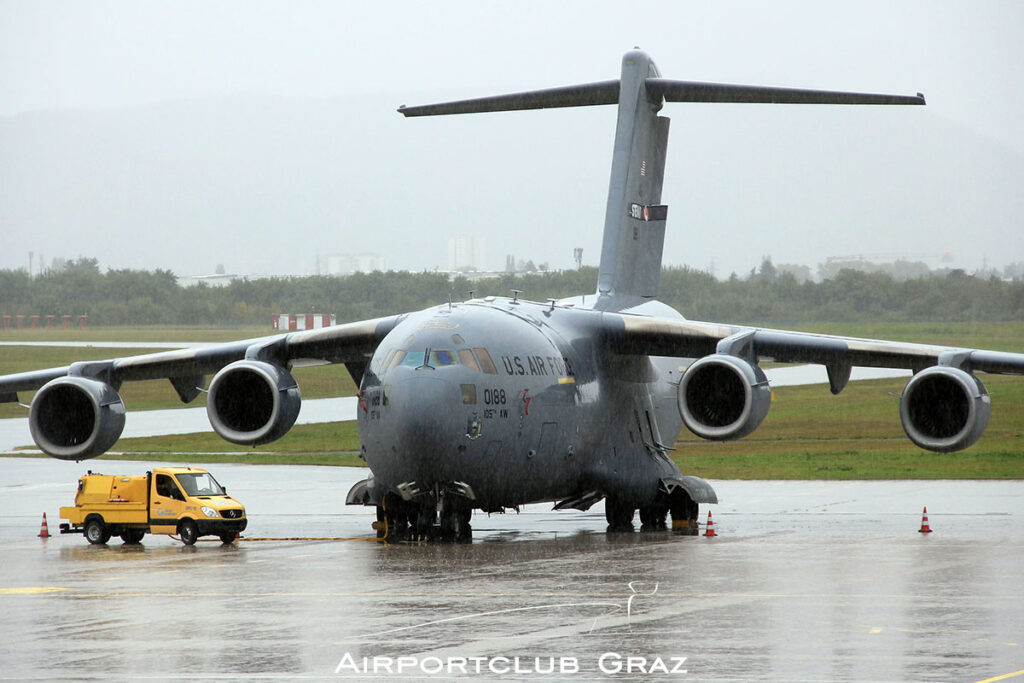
[385,346,497,374]
[385,350,406,372]
[373,348,397,374]
[457,349,479,372]
[401,351,426,367]
[432,350,457,366]
[399,350,459,367]
[474,347,498,374]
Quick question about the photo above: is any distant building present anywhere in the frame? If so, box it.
[448,235,486,272]
[445,269,509,282]
[176,273,239,288]
[272,314,336,330]
[323,253,387,275]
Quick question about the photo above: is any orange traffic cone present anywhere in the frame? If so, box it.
[918,507,933,533]
[38,513,50,539]
[704,510,717,537]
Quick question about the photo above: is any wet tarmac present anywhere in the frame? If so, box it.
[1,457,1021,682]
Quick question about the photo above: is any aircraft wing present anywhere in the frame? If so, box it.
[601,313,1024,392]
[600,312,1024,452]
[0,314,405,398]
[0,314,404,460]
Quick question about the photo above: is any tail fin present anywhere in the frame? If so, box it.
[399,51,924,311]
[595,50,670,310]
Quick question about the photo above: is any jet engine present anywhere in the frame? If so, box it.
[29,377,125,460]
[899,366,990,452]
[207,361,301,446]
[678,355,771,441]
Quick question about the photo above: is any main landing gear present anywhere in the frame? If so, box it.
[606,488,700,535]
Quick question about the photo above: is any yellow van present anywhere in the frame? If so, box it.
[59,467,246,545]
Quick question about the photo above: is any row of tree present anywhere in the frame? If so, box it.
[1,257,1023,327]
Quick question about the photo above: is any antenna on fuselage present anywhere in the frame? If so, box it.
[510,289,522,304]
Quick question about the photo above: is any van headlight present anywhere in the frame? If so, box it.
[202,506,219,518]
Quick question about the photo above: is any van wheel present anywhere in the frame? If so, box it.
[120,529,145,544]
[85,518,109,545]
[219,533,237,545]
[178,519,199,546]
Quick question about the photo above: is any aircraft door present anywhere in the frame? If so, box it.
[538,421,559,458]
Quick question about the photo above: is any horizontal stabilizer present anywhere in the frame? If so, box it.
[647,78,925,106]
[398,80,620,116]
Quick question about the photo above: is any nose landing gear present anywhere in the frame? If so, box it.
[373,490,473,543]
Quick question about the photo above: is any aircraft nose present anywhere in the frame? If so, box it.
[388,375,460,472]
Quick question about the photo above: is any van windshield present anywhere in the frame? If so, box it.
[175,472,226,496]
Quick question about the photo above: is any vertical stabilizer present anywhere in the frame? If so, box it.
[595,50,670,311]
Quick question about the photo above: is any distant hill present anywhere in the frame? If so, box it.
[2,94,1022,277]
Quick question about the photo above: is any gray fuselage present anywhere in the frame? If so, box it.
[356,296,687,512]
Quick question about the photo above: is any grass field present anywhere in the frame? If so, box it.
[2,322,1023,478]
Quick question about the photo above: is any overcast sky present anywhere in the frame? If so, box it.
[4,2,1022,147]
[2,2,1022,278]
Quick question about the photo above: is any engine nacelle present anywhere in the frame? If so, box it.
[29,377,125,460]
[678,355,771,441]
[899,366,990,452]
[207,361,301,446]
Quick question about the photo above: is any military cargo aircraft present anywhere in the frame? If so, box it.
[3,50,1023,542]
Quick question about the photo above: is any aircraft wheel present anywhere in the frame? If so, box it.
[178,519,199,546]
[669,490,699,535]
[439,508,455,541]
[120,529,145,544]
[455,509,472,544]
[377,493,409,542]
[605,498,635,531]
[375,504,389,539]
[391,499,412,539]
[85,517,109,545]
[414,506,435,541]
[669,490,698,519]
[639,504,668,531]
[440,507,472,543]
